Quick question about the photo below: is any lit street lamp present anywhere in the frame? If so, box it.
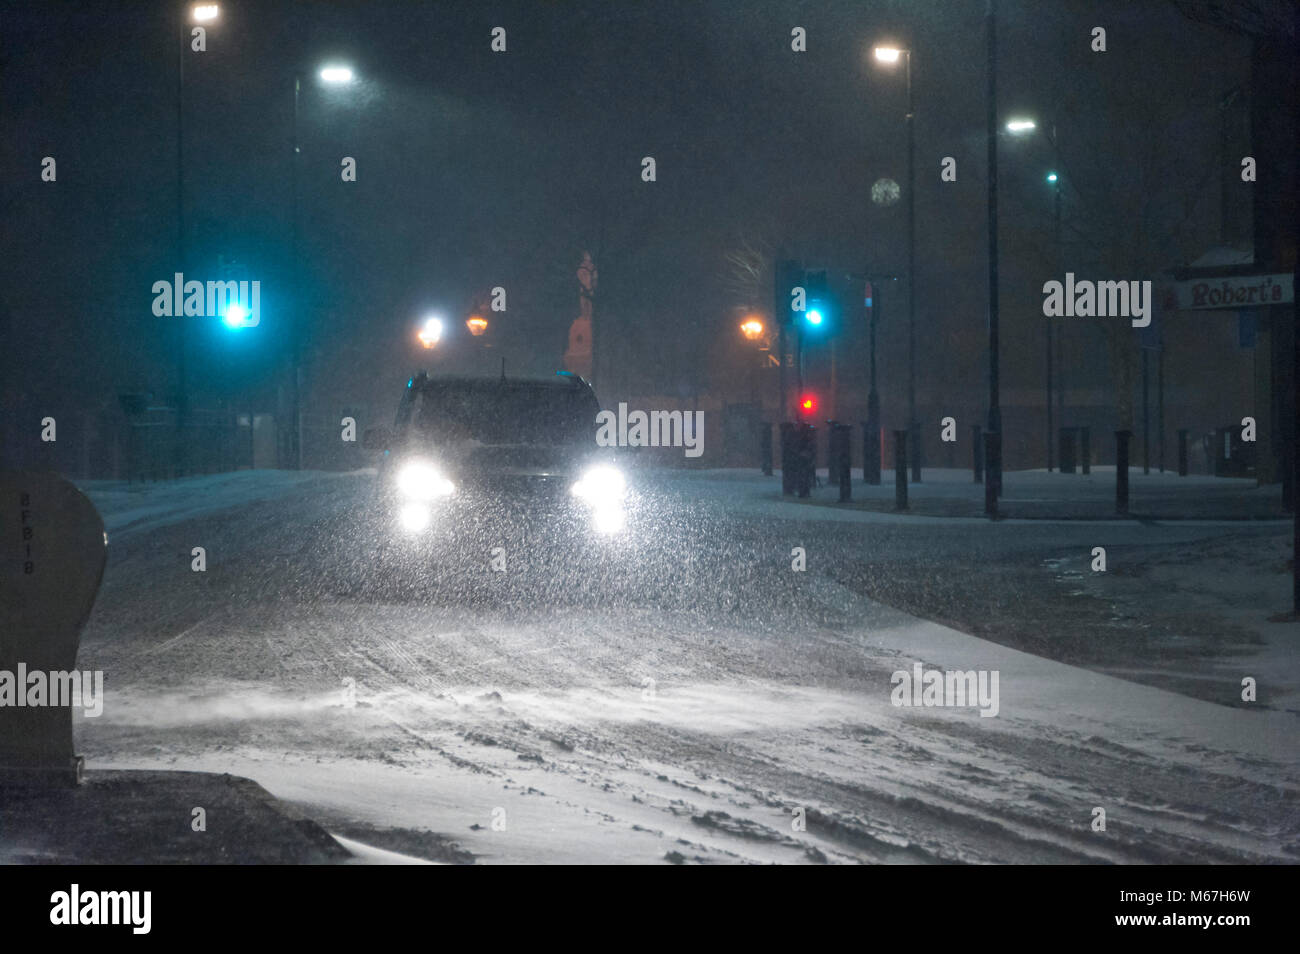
[417,316,444,349]
[872,42,920,483]
[466,315,488,336]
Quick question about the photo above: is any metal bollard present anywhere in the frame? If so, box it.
[796,424,816,499]
[894,430,908,510]
[780,423,795,495]
[971,424,983,483]
[1177,429,1188,476]
[1116,430,1132,514]
[862,422,881,485]
[832,424,852,502]
[1059,427,1077,474]
[1080,426,1091,475]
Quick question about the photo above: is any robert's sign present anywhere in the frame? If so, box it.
[1174,273,1293,310]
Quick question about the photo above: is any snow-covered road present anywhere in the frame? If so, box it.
[71,470,1299,863]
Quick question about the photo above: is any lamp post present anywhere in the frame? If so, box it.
[1047,170,1060,470]
[289,64,354,470]
[850,272,896,485]
[984,0,1001,516]
[175,3,219,477]
[872,44,919,483]
[1008,118,1068,473]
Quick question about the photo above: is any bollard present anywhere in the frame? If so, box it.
[826,420,842,487]
[1177,429,1188,476]
[1115,430,1132,514]
[780,423,795,495]
[1080,426,1091,475]
[796,424,816,498]
[1059,427,1077,474]
[971,424,983,483]
[862,422,881,485]
[985,429,1002,504]
[894,430,909,510]
[760,423,773,476]
[832,424,852,502]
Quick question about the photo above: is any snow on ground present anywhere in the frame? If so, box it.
[82,470,361,535]
[70,468,1300,863]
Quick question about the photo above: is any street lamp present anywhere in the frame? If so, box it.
[417,316,444,349]
[319,65,354,84]
[466,315,488,336]
[739,317,765,342]
[872,42,920,483]
[290,63,356,469]
[1005,118,1036,133]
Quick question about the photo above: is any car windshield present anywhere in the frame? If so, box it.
[410,382,597,446]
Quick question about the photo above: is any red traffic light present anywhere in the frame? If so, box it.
[799,394,817,415]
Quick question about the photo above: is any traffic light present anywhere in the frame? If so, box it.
[798,393,818,417]
[803,269,829,329]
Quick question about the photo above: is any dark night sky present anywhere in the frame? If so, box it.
[1,0,1252,436]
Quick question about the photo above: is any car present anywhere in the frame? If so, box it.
[363,372,631,547]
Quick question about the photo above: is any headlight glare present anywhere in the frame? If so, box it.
[571,465,626,505]
[396,460,455,500]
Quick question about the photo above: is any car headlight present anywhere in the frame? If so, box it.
[396,459,455,500]
[571,465,626,506]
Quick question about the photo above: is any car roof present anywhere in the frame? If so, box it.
[410,372,593,394]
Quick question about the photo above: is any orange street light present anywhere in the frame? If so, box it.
[739,317,765,341]
[466,315,488,336]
